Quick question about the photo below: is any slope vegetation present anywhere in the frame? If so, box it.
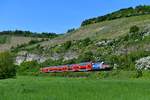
[0,31,59,52]
[41,14,150,46]
[0,36,36,52]
[12,14,150,71]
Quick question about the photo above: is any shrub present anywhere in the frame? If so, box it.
[63,41,72,50]
[18,61,40,75]
[0,36,7,44]
[82,38,91,46]
[136,70,143,78]
[29,40,40,45]
[41,59,64,67]
[129,25,139,34]
[78,51,94,62]
[0,52,16,79]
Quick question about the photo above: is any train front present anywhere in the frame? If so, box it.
[92,62,110,71]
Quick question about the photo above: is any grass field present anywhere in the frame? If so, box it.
[0,76,150,100]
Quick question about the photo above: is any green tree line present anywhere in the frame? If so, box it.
[0,30,60,38]
[81,5,150,26]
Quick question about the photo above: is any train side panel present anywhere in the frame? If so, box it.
[40,62,110,73]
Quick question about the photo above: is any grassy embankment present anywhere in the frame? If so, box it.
[0,75,150,100]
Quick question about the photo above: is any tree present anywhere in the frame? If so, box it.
[67,28,75,33]
[129,25,143,40]
[129,25,139,34]
[82,38,91,46]
[18,61,39,75]
[64,41,72,50]
[0,52,16,79]
[78,51,94,62]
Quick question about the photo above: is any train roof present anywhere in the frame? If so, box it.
[42,61,107,68]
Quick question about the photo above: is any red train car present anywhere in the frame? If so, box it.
[41,62,92,73]
[40,62,110,73]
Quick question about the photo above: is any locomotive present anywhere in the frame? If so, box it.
[40,62,111,73]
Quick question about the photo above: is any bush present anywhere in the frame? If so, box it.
[78,51,94,62]
[63,41,72,50]
[129,25,139,34]
[0,36,7,44]
[82,38,91,46]
[0,52,16,79]
[136,70,143,78]
[18,61,40,75]
[41,59,63,67]
[29,40,40,45]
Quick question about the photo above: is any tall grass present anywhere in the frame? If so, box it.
[0,76,150,100]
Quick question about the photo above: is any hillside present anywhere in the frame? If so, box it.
[12,14,150,71]
[0,31,60,52]
[0,35,41,52]
[81,5,150,26]
[40,14,150,46]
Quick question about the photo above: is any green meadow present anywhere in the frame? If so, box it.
[0,76,150,100]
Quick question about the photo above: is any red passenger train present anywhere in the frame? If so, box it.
[40,62,110,73]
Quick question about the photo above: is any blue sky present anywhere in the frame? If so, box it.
[0,0,150,33]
